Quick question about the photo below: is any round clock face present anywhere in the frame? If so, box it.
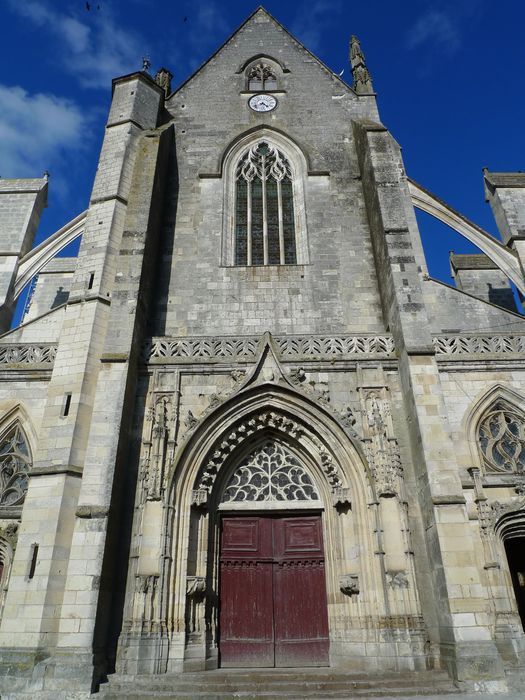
[249,94,277,112]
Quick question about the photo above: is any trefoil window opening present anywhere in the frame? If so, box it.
[235,141,297,266]
[248,63,278,91]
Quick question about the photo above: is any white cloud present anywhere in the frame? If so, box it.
[0,84,87,182]
[291,0,342,53]
[7,0,146,89]
[406,10,461,52]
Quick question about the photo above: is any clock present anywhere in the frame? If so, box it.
[249,94,277,112]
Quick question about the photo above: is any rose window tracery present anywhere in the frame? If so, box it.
[221,441,319,504]
[0,424,31,506]
[478,401,525,474]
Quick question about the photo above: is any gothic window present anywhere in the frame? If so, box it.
[247,62,278,91]
[478,400,525,474]
[235,141,297,266]
[0,424,31,506]
[221,441,320,504]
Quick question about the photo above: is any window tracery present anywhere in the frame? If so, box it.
[0,424,31,506]
[221,441,319,504]
[235,141,296,266]
[478,400,525,474]
[247,62,278,91]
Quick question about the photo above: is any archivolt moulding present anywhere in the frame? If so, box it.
[191,409,349,509]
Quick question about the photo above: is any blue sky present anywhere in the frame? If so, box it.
[2,0,525,288]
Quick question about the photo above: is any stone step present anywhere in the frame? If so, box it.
[98,690,458,700]
[97,669,458,699]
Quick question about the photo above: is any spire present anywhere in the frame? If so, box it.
[349,35,373,94]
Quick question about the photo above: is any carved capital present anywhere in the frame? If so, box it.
[340,573,359,596]
[191,488,209,509]
[331,486,351,508]
[186,576,206,599]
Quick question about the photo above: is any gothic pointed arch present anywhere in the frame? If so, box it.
[154,380,383,666]
[0,405,35,510]
[465,384,525,477]
[221,128,309,266]
[168,379,372,514]
[218,437,322,509]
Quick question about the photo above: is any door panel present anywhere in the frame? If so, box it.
[220,517,274,667]
[273,517,329,667]
[219,514,329,668]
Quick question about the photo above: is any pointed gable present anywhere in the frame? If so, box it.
[167,6,356,102]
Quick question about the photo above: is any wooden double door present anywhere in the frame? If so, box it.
[219,514,329,667]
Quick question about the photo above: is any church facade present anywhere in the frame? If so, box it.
[1,7,525,697]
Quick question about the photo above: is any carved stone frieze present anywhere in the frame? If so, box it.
[331,486,351,507]
[434,334,525,356]
[144,334,395,364]
[0,344,57,366]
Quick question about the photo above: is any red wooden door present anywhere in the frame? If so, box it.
[219,517,274,667]
[219,515,329,668]
[273,516,329,667]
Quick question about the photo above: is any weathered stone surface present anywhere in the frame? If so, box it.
[1,7,525,699]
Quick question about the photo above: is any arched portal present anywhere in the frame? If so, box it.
[503,538,525,631]
[160,382,383,673]
[494,506,525,635]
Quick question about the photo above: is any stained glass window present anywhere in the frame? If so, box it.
[234,141,296,266]
[478,401,525,474]
[0,424,31,506]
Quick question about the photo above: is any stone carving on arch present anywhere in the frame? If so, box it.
[190,408,349,509]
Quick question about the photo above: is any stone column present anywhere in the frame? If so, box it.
[484,170,525,288]
[354,120,505,686]
[0,177,48,330]
[55,121,171,679]
[0,72,165,693]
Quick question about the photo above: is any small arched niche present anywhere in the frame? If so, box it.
[244,58,281,92]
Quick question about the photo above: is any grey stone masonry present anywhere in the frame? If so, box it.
[23,257,77,323]
[354,120,505,683]
[0,178,48,330]
[450,253,517,312]
[484,170,525,289]
[0,72,164,692]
